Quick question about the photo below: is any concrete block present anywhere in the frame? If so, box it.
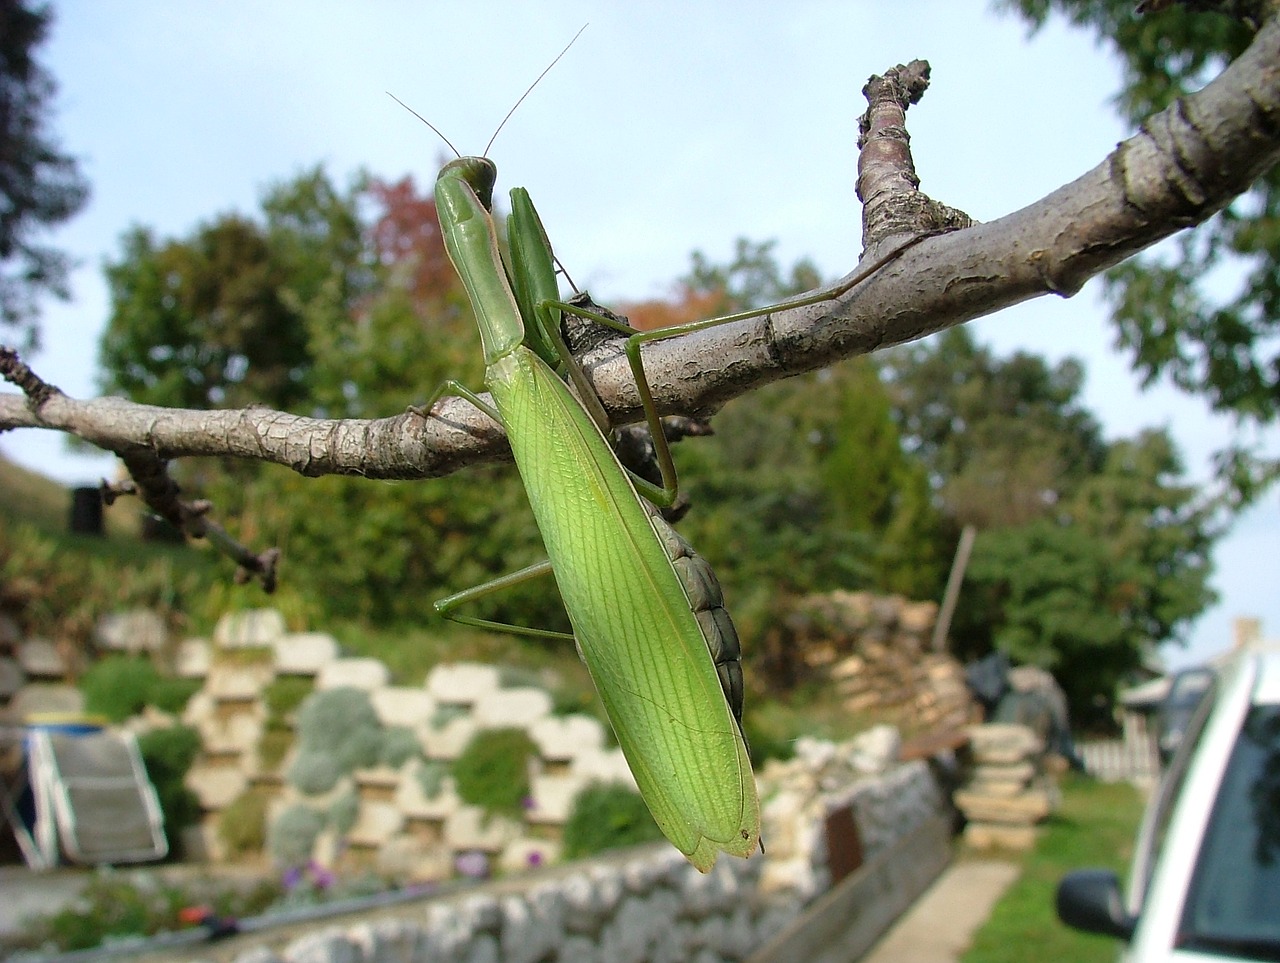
[371,686,435,729]
[7,682,84,719]
[425,663,500,704]
[186,763,248,810]
[18,638,66,678]
[473,686,553,729]
[569,746,636,788]
[173,638,211,678]
[93,609,168,654]
[444,805,521,853]
[422,715,477,761]
[345,800,404,847]
[214,608,286,649]
[526,772,589,824]
[316,658,390,692]
[274,632,339,675]
[0,657,26,698]
[528,714,606,761]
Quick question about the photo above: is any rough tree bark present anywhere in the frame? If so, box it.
[3,6,1279,583]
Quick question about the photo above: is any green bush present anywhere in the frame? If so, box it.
[80,656,161,722]
[136,725,201,853]
[415,759,449,799]
[563,783,664,859]
[328,787,359,835]
[453,728,537,818]
[380,726,421,767]
[263,677,313,725]
[286,687,383,794]
[148,676,201,714]
[218,787,272,856]
[267,803,326,866]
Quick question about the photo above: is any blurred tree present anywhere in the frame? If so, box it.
[966,429,1218,721]
[0,0,89,348]
[886,326,1219,714]
[998,0,1278,501]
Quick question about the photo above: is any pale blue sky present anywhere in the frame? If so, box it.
[5,1,1276,669]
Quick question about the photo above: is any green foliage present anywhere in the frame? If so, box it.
[328,787,359,836]
[453,728,536,818]
[562,783,664,858]
[0,1,90,347]
[218,787,271,856]
[997,0,1276,501]
[6,869,281,954]
[263,676,313,725]
[966,430,1218,722]
[962,773,1146,963]
[149,676,201,714]
[267,804,326,866]
[135,725,201,853]
[80,656,161,722]
[286,687,383,794]
[415,759,449,799]
[380,726,421,767]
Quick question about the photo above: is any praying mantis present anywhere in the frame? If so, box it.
[409,35,919,872]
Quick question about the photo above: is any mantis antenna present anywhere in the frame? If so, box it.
[387,24,588,161]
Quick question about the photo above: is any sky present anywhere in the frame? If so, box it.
[4,1,1276,670]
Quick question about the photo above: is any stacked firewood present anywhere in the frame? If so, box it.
[773,590,974,731]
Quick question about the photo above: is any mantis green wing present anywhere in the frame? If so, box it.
[432,157,760,870]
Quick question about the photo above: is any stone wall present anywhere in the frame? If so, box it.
[141,742,948,963]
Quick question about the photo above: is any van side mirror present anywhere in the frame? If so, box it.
[1056,869,1137,941]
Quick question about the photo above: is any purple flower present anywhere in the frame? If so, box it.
[455,850,490,879]
[282,866,303,890]
[526,850,544,867]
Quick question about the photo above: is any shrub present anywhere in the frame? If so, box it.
[267,804,326,866]
[415,759,449,799]
[380,726,421,767]
[263,677,312,725]
[328,787,359,835]
[135,725,201,853]
[80,656,160,722]
[286,687,382,794]
[562,784,663,859]
[453,728,537,818]
[148,676,201,714]
[218,787,272,856]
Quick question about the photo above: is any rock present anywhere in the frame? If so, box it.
[954,786,1053,824]
[964,821,1039,849]
[528,714,606,761]
[17,638,66,678]
[93,609,167,654]
[425,663,501,704]
[371,687,435,729]
[499,885,567,963]
[316,658,390,692]
[473,686,553,728]
[173,638,211,678]
[0,614,20,648]
[598,887,681,963]
[848,724,901,774]
[966,723,1043,762]
[274,632,339,675]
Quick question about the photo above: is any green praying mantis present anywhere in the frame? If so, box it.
[408,35,919,872]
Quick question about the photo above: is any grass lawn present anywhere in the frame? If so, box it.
[961,773,1148,963]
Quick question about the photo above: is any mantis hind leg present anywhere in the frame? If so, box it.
[434,559,577,643]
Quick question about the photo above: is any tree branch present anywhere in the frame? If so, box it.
[2,15,1279,484]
